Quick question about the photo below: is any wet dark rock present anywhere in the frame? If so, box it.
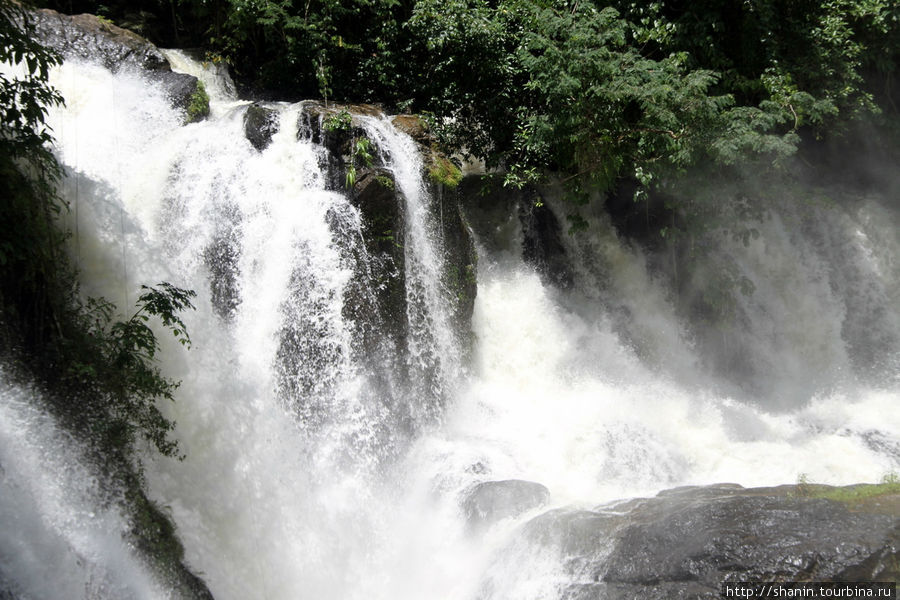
[203,203,242,320]
[462,480,551,528]
[27,7,200,115]
[300,104,478,355]
[348,167,407,350]
[243,103,279,152]
[29,8,167,71]
[457,175,573,289]
[515,484,900,600]
[519,198,574,290]
[157,70,204,115]
[0,574,19,600]
[299,101,381,152]
[298,101,383,190]
[434,184,478,343]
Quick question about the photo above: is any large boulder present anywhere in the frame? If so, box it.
[298,101,383,190]
[436,185,478,342]
[26,7,204,117]
[243,103,279,152]
[462,479,551,529]
[514,484,900,600]
[28,8,167,71]
[347,166,407,354]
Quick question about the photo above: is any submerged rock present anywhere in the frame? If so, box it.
[462,479,551,528]
[514,484,900,600]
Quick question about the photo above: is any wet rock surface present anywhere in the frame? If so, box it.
[28,7,200,114]
[243,103,279,152]
[515,484,900,600]
[391,114,429,144]
[463,479,551,528]
[437,189,478,342]
[457,175,573,289]
[300,103,478,349]
[348,166,407,353]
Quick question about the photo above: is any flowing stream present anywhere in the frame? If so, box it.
[2,50,899,599]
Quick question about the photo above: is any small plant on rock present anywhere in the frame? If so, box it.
[323,109,351,133]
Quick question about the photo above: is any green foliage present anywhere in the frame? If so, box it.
[48,0,900,181]
[375,173,395,190]
[354,136,373,167]
[31,0,900,233]
[344,134,374,188]
[68,284,196,458]
[0,1,63,198]
[323,109,351,133]
[186,0,411,101]
[428,153,462,188]
[794,473,900,504]
[186,79,209,123]
[0,0,67,351]
[0,3,197,462]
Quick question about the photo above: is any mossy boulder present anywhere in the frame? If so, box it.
[298,102,384,190]
[301,104,479,363]
[185,80,210,124]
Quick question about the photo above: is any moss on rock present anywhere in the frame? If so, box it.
[186,80,210,124]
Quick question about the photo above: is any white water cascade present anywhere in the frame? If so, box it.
[4,48,899,599]
[0,375,169,599]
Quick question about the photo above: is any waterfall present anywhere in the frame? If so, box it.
[0,374,168,599]
[5,46,898,600]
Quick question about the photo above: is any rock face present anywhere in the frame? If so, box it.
[29,9,167,71]
[27,7,204,117]
[457,175,573,288]
[243,103,279,151]
[435,185,478,342]
[298,102,478,354]
[515,484,900,600]
[390,114,429,144]
[463,480,551,529]
[348,166,407,356]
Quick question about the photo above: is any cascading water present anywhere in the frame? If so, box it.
[6,43,899,599]
[0,374,168,599]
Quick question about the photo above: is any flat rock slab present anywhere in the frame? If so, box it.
[513,484,899,600]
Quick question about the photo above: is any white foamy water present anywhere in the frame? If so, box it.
[0,375,169,600]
